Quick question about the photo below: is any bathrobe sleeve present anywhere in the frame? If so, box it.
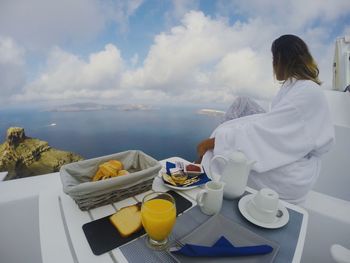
[212,97,314,173]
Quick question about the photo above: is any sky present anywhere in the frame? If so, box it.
[0,0,349,107]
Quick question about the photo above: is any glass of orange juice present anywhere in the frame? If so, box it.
[141,192,176,250]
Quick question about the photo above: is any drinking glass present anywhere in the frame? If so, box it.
[141,192,176,250]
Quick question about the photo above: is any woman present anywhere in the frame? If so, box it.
[197,35,335,204]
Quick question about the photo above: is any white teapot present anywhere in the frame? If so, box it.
[209,151,256,200]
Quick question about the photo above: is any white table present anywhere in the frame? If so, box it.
[0,157,308,263]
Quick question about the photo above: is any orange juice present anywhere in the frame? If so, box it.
[141,199,176,241]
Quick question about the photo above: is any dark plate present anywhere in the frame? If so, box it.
[83,190,193,255]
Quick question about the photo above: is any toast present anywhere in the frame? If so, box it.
[109,204,142,237]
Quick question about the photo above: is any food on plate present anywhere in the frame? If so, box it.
[92,159,126,181]
[162,173,177,186]
[182,177,200,186]
[162,171,200,187]
[169,167,187,184]
[171,171,188,184]
[110,204,142,237]
[170,167,182,174]
[184,163,203,177]
[185,164,202,172]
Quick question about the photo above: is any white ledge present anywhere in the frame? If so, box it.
[0,172,8,181]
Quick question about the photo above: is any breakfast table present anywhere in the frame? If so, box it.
[0,156,308,263]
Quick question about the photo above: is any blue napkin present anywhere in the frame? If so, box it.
[165,162,211,186]
[171,236,273,257]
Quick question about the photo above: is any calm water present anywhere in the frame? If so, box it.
[0,106,223,162]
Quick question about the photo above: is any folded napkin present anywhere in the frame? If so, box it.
[171,236,273,257]
[165,162,211,186]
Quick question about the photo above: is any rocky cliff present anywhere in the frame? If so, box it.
[0,127,83,180]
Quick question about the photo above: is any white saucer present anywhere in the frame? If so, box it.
[238,194,289,229]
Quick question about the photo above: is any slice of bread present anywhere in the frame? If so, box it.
[110,204,142,237]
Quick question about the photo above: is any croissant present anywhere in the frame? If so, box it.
[92,160,127,181]
[92,169,104,181]
[107,160,124,171]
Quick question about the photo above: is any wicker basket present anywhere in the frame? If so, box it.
[59,150,162,210]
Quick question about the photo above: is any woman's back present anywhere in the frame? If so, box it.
[247,79,334,204]
[198,35,335,204]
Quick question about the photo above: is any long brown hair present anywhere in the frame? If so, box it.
[271,34,321,85]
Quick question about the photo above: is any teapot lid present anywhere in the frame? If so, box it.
[231,151,248,163]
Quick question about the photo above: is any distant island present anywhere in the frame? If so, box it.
[46,102,154,112]
[197,109,225,116]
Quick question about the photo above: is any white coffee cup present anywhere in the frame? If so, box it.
[196,181,225,215]
[246,188,279,223]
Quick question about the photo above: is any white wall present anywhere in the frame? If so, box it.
[323,90,350,128]
[0,196,43,263]
[302,191,350,263]
[312,90,350,201]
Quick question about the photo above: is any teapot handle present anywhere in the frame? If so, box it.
[209,155,228,182]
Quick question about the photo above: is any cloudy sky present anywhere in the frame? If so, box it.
[0,0,349,106]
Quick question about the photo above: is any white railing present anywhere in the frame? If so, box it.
[333,36,350,92]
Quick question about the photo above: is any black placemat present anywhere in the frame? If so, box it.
[82,190,193,255]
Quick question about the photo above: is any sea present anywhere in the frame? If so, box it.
[0,105,224,162]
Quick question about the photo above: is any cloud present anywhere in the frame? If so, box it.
[221,0,350,29]
[122,11,277,102]
[4,1,350,105]
[214,0,350,90]
[0,0,145,50]
[0,36,26,97]
[105,0,144,33]
[17,44,123,101]
[171,0,200,20]
[214,49,274,99]
[0,0,108,50]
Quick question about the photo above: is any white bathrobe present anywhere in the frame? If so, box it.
[202,79,335,204]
